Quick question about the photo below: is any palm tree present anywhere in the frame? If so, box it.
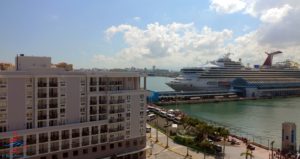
[218,127,229,156]
[240,149,254,159]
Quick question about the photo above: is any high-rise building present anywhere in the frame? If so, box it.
[0,55,149,159]
[282,122,297,153]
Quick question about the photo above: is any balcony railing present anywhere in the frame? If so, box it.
[62,135,69,140]
[72,133,79,138]
[38,82,47,87]
[49,113,58,119]
[49,93,58,98]
[49,82,58,87]
[109,117,125,123]
[109,99,125,104]
[39,137,48,143]
[38,93,47,98]
[99,100,107,104]
[51,135,59,141]
[109,127,125,133]
[61,143,69,150]
[72,142,80,148]
[100,138,107,143]
[50,145,59,152]
[109,108,125,114]
[99,115,107,121]
[90,109,97,115]
[109,136,124,142]
[26,149,36,156]
[90,101,97,105]
[99,109,107,114]
[90,81,97,85]
[100,128,108,133]
[38,104,47,109]
[38,115,47,120]
[39,148,48,154]
[49,103,58,108]
[26,138,36,145]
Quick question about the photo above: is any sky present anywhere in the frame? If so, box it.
[0,0,300,70]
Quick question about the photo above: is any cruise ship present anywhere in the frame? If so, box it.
[166,51,300,92]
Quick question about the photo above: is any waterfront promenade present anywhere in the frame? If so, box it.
[146,124,270,159]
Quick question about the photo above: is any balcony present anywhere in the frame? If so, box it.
[82,138,89,146]
[100,137,107,143]
[91,136,98,144]
[100,127,108,133]
[26,149,36,156]
[62,131,69,139]
[39,147,48,154]
[37,93,47,98]
[90,81,97,86]
[92,128,98,135]
[90,101,97,105]
[49,103,58,109]
[50,143,59,152]
[61,142,69,150]
[109,127,125,133]
[109,117,125,123]
[109,108,125,114]
[49,89,58,98]
[82,128,89,136]
[72,141,80,148]
[99,114,107,121]
[109,136,124,142]
[72,133,80,138]
[39,137,48,143]
[99,100,107,104]
[38,82,47,87]
[90,109,97,115]
[51,134,59,141]
[49,113,58,119]
[38,103,47,109]
[38,115,47,120]
[49,79,58,87]
[109,99,125,104]
[26,138,36,145]
[99,108,107,114]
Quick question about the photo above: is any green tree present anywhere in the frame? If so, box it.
[240,149,254,159]
[217,127,229,155]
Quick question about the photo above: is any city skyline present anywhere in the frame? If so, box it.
[0,0,300,70]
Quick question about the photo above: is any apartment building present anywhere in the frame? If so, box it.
[0,55,149,159]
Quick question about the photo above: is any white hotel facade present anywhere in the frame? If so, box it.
[0,55,149,159]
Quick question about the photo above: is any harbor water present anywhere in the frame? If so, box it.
[147,76,300,148]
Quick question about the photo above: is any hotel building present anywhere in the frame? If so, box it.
[0,55,149,159]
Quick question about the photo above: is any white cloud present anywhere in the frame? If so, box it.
[133,16,141,21]
[260,4,292,23]
[210,0,247,13]
[94,23,233,69]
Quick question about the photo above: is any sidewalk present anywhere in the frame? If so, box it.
[146,124,270,159]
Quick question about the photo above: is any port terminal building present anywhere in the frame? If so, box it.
[231,78,300,98]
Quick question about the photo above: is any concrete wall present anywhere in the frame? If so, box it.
[16,56,51,70]
[7,78,26,131]
[65,77,81,124]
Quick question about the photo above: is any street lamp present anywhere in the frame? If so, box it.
[155,118,158,143]
[164,119,169,148]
